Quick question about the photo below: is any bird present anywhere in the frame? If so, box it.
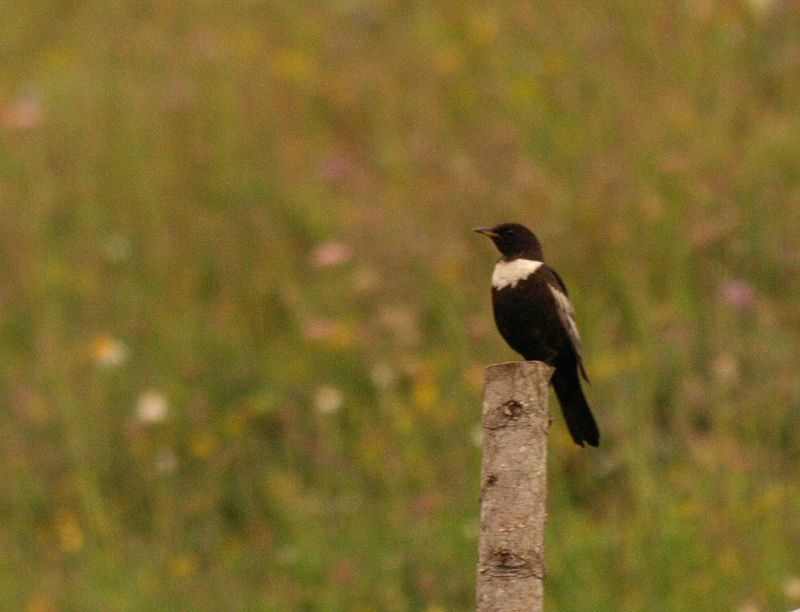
[473,222,599,447]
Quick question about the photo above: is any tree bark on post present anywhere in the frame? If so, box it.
[476,361,552,612]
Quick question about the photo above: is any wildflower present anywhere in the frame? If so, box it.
[135,391,169,425]
[467,12,499,46]
[784,575,800,601]
[412,378,438,412]
[315,385,344,415]
[189,431,218,459]
[1,96,42,130]
[711,352,739,386]
[310,241,352,268]
[301,318,337,341]
[370,363,396,390]
[300,319,353,348]
[270,49,315,83]
[168,554,198,578]
[330,560,356,588]
[720,278,755,311]
[55,511,83,553]
[434,47,465,75]
[91,335,128,368]
[24,594,57,612]
[318,154,352,184]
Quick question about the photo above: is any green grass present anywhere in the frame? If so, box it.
[2,1,800,609]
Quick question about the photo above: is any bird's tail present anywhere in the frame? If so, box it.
[552,368,599,447]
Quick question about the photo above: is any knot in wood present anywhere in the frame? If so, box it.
[501,400,523,420]
[485,399,527,429]
[488,548,534,578]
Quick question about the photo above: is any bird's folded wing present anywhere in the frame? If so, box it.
[548,271,590,383]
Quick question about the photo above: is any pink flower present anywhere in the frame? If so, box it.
[720,279,755,311]
[318,154,352,184]
[310,242,352,268]
[1,97,42,130]
[301,318,337,341]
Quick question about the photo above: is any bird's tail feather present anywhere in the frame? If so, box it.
[552,368,599,447]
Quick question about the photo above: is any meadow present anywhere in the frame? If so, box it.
[2,1,800,610]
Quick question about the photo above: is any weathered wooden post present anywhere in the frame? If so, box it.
[476,361,552,612]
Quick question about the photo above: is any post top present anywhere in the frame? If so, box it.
[485,360,554,379]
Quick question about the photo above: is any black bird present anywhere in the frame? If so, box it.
[474,223,599,447]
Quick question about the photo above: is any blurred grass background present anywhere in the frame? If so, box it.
[2,0,800,610]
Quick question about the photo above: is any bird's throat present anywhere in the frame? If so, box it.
[491,258,543,290]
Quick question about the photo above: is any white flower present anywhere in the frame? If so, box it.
[784,575,800,601]
[314,385,344,415]
[370,363,396,390]
[136,391,169,424]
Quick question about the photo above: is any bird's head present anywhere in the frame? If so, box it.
[473,223,543,259]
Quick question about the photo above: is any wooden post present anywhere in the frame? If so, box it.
[476,361,552,612]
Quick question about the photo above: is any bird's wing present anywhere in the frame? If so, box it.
[548,269,590,383]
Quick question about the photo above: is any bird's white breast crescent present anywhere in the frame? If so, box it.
[491,258,543,290]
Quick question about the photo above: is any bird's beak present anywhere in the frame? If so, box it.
[472,227,499,238]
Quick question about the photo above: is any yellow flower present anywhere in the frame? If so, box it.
[189,431,218,459]
[25,595,57,612]
[434,47,465,75]
[467,12,500,46]
[90,335,128,368]
[412,379,438,413]
[169,554,198,578]
[55,511,83,553]
[270,49,316,84]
